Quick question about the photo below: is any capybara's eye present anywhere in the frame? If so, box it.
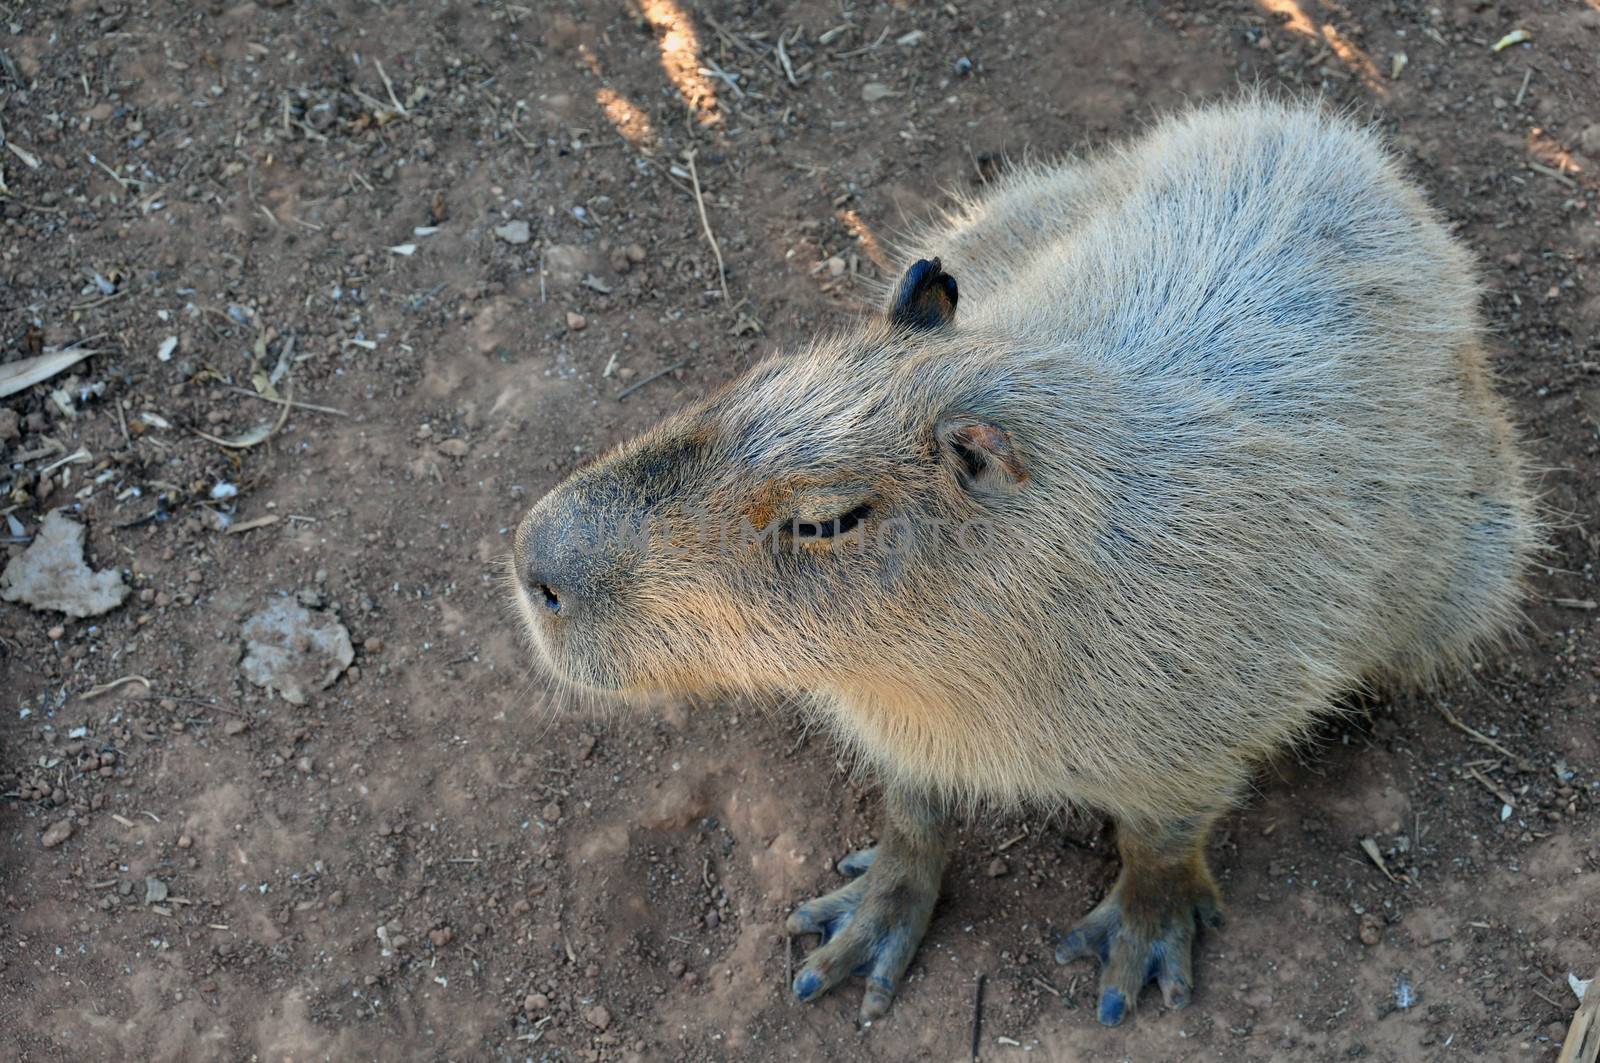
[785,503,871,542]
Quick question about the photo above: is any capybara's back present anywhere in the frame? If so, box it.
[511,98,1539,1027]
[921,96,1536,703]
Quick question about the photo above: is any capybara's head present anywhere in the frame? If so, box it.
[511,260,1037,698]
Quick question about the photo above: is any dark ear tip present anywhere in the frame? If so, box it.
[891,258,958,331]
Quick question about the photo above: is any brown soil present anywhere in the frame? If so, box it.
[3,2,1598,1060]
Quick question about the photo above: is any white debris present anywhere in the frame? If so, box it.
[239,599,354,705]
[493,219,531,245]
[0,511,129,618]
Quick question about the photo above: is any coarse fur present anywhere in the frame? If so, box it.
[512,97,1536,833]
[511,96,1542,1022]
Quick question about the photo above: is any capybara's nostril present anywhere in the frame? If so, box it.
[523,563,566,616]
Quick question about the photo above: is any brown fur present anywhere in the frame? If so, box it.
[508,97,1539,1021]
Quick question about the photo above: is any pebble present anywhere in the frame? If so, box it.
[436,438,471,458]
[364,636,384,653]
[1359,912,1383,946]
[145,878,168,904]
[1580,124,1600,155]
[542,801,562,822]
[566,311,587,331]
[40,819,73,848]
[0,407,19,441]
[47,625,65,640]
[429,927,454,947]
[668,959,686,978]
[526,992,551,1011]
[986,858,1010,878]
[178,834,193,849]
[583,1004,612,1031]
[494,219,531,245]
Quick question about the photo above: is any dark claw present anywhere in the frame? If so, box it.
[1098,987,1127,1026]
[794,969,823,1001]
[837,848,877,878]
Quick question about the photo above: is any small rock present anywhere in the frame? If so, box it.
[583,1004,612,1031]
[1359,912,1383,945]
[47,625,65,640]
[429,927,454,947]
[566,310,587,331]
[703,910,720,929]
[825,256,846,278]
[364,636,384,653]
[40,819,73,848]
[668,959,686,978]
[525,992,550,1012]
[177,834,193,849]
[494,219,531,245]
[144,878,168,904]
[986,858,1010,878]
[0,408,19,442]
[436,438,471,458]
[861,82,896,102]
[542,801,562,822]
[1581,124,1600,155]
[223,717,249,735]
[625,243,647,264]
[1,511,130,618]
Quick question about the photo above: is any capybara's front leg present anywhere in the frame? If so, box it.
[1056,815,1225,1025]
[787,787,951,1022]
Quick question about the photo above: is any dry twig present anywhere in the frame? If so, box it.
[1437,703,1535,771]
[683,150,729,304]
[617,362,687,401]
[1560,967,1599,1063]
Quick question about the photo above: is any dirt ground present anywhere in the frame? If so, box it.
[2,1,1599,1060]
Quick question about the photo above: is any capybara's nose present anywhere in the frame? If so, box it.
[519,503,610,621]
[521,527,581,619]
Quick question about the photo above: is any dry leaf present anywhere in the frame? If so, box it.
[0,347,99,399]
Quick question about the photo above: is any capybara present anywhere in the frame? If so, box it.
[510,98,1537,1026]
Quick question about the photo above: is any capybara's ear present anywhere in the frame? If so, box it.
[889,258,958,330]
[936,415,1026,494]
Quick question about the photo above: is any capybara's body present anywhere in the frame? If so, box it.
[511,99,1536,1026]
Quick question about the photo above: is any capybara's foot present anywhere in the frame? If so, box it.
[1055,819,1223,1025]
[787,847,940,1022]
